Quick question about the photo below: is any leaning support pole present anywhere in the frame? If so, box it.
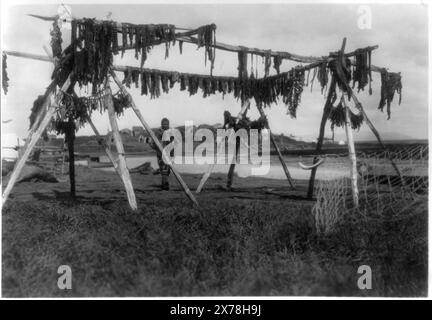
[105,85,138,211]
[350,93,404,185]
[196,99,250,193]
[86,116,122,176]
[307,76,337,199]
[2,74,72,203]
[342,96,359,207]
[257,103,295,189]
[109,70,199,207]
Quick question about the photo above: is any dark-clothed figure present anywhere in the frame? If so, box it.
[149,117,171,190]
[223,110,267,189]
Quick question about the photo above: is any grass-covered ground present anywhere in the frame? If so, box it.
[1,167,428,297]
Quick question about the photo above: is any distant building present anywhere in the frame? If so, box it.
[132,126,145,137]
[120,128,132,136]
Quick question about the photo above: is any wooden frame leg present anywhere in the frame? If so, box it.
[105,85,138,211]
[3,75,72,204]
[3,103,56,203]
[110,70,199,207]
[342,96,359,207]
[196,99,250,193]
[257,103,295,189]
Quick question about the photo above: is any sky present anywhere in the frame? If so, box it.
[1,2,429,143]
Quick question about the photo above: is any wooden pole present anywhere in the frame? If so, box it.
[3,47,385,85]
[109,70,199,207]
[307,38,347,199]
[105,85,138,211]
[226,139,240,190]
[256,103,295,189]
[66,117,76,198]
[196,100,250,193]
[342,96,359,207]
[2,74,72,203]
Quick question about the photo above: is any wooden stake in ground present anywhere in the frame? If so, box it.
[196,99,250,193]
[341,96,359,207]
[105,85,138,211]
[226,139,240,190]
[65,117,76,198]
[256,103,295,189]
[2,74,72,204]
[109,70,199,207]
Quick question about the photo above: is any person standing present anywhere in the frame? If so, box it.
[149,117,172,190]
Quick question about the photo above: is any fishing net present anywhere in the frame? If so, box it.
[312,144,428,233]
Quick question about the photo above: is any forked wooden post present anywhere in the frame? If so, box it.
[226,101,250,189]
[109,70,199,207]
[2,74,72,203]
[307,38,346,199]
[196,99,250,193]
[341,96,359,207]
[307,76,337,199]
[257,103,295,189]
[331,42,405,186]
[105,85,138,211]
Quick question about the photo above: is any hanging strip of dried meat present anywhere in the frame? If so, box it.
[273,56,282,74]
[264,51,271,77]
[352,51,369,93]
[237,51,248,79]
[328,57,352,95]
[328,99,364,130]
[121,24,127,57]
[140,71,148,95]
[317,62,328,93]
[50,19,62,59]
[378,69,402,119]
[161,73,169,93]
[132,70,140,88]
[196,24,216,75]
